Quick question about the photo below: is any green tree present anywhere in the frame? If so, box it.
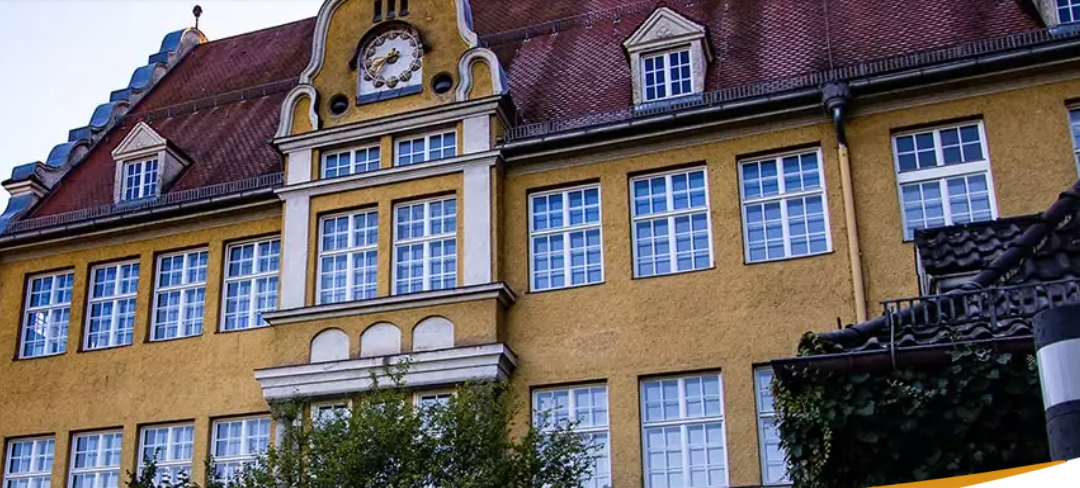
[128,368,597,488]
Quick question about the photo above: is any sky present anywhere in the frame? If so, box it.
[0,0,324,212]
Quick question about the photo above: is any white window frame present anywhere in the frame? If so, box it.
[4,437,54,488]
[122,159,160,201]
[533,385,611,488]
[392,197,457,295]
[394,131,457,166]
[892,121,997,241]
[322,144,381,179]
[414,391,454,407]
[739,148,832,263]
[1067,106,1080,175]
[151,249,208,341]
[528,184,604,292]
[1059,0,1080,23]
[138,424,194,485]
[640,373,729,488]
[19,271,74,359]
[317,210,379,305]
[84,261,140,351]
[630,167,715,278]
[311,401,352,424]
[221,238,280,332]
[211,417,271,482]
[68,431,122,488]
[641,48,695,103]
[754,368,790,486]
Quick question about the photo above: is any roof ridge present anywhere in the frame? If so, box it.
[200,16,316,45]
[123,78,297,123]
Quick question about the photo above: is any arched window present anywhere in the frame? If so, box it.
[310,329,350,363]
[413,317,454,351]
[360,323,402,357]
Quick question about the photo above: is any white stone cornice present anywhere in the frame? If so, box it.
[263,282,516,326]
[111,122,167,159]
[254,343,517,401]
[275,151,500,199]
[273,97,505,151]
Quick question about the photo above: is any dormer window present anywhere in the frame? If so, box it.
[624,7,711,107]
[110,122,189,204]
[642,49,693,102]
[123,159,159,201]
[1060,0,1080,24]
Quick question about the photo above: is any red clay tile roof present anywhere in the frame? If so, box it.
[28,0,1043,217]
[30,18,315,217]
[473,0,1042,122]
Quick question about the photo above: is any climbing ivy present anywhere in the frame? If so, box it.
[774,336,1048,488]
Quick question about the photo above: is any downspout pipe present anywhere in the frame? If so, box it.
[822,82,868,323]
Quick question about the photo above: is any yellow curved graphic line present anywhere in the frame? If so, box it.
[873,461,1066,487]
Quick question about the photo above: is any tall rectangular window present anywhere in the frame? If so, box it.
[85,262,139,350]
[123,159,159,201]
[318,210,378,304]
[393,198,456,294]
[395,132,457,166]
[222,239,280,331]
[631,168,713,277]
[529,186,603,291]
[893,122,996,239]
[152,250,208,341]
[642,49,692,102]
[139,424,194,485]
[323,146,381,179]
[641,374,728,488]
[740,150,831,262]
[212,417,270,482]
[755,368,790,485]
[1059,0,1080,23]
[20,272,74,358]
[4,437,54,488]
[69,432,122,488]
[533,386,611,488]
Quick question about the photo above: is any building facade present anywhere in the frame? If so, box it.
[2,1,1080,487]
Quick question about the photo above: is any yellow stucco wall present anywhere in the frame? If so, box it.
[0,210,283,485]
[311,0,471,126]
[6,3,1080,486]
[847,78,1080,307]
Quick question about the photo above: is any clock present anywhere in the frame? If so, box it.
[358,26,423,100]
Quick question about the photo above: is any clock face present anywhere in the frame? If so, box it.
[359,27,423,92]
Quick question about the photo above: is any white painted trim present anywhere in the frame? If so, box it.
[280,196,310,310]
[274,98,503,151]
[738,147,833,263]
[461,115,491,154]
[299,0,478,85]
[455,0,480,48]
[263,282,516,325]
[393,129,459,167]
[628,166,716,278]
[254,343,517,401]
[391,196,459,294]
[2,180,48,198]
[286,149,313,186]
[638,373,730,488]
[111,122,168,159]
[275,85,319,139]
[891,120,998,240]
[527,183,605,292]
[623,7,710,106]
[1039,337,1080,408]
[455,48,508,102]
[462,164,492,286]
[277,151,499,199]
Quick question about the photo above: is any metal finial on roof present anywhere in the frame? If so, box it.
[193,5,203,29]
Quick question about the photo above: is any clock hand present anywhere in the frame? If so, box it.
[371,56,388,75]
